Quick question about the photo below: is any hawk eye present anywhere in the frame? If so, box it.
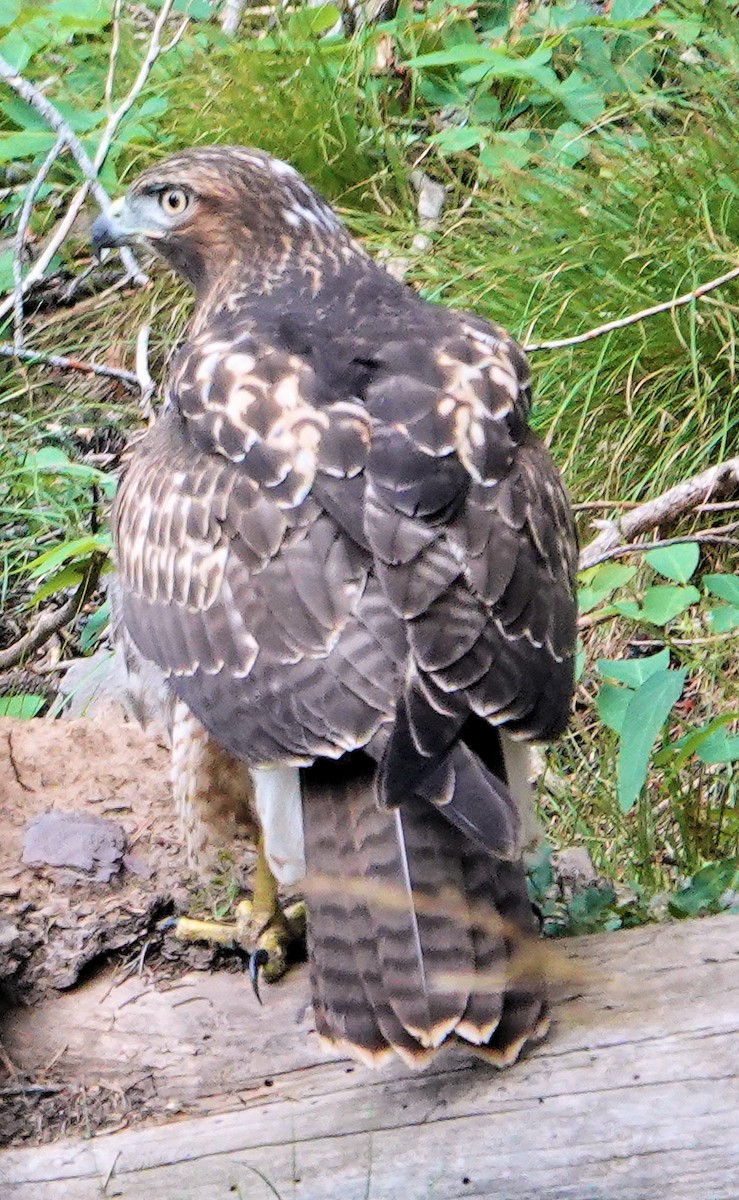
[159,187,189,216]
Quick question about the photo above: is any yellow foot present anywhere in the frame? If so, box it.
[169,899,306,984]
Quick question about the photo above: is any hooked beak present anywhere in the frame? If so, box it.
[91,196,138,259]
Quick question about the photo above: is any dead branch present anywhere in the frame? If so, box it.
[525,263,739,352]
[580,524,739,569]
[0,2,187,326]
[221,0,247,35]
[0,342,139,389]
[12,134,65,351]
[0,55,144,296]
[578,458,739,571]
[0,554,105,672]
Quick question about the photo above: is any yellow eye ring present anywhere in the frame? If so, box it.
[160,188,189,216]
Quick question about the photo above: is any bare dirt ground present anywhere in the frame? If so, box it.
[0,713,252,1148]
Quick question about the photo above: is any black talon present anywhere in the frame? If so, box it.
[248,947,270,1004]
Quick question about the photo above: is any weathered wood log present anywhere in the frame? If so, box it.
[1,913,737,1199]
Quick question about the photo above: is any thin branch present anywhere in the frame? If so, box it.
[0,554,105,672]
[0,3,187,323]
[12,134,65,351]
[581,525,739,569]
[578,458,739,571]
[0,55,144,292]
[525,264,739,353]
[0,342,140,388]
[135,323,156,421]
[105,0,124,112]
[221,0,247,35]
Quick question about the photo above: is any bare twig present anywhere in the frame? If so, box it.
[578,458,739,571]
[12,134,65,351]
[105,0,124,112]
[525,264,739,353]
[581,524,739,570]
[0,554,105,672]
[221,0,247,35]
[0,342,139,388]
[0,55,144,295]
[0,3,187,323]
[135,323,157,421]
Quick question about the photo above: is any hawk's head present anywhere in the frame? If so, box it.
[91,145,348,294]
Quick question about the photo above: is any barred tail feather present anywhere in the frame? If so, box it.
[301,753,546,1068]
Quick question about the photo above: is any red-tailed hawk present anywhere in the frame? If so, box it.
[92,146,577,1068]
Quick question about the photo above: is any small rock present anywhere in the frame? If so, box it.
[552,846,599,898]
[22,811,127,883]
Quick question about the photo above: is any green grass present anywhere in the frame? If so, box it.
[0,0,737,916]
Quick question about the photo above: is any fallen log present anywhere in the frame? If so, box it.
[1,912,737,1199]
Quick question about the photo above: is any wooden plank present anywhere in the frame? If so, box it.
[1,914,738,1199]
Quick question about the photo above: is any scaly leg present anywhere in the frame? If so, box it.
[171,835,305,986]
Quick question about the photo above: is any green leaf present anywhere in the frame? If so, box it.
[616,668,686,812]
[611,598,642,620]
[644,542,699,583]
[0,694,45,718]
[610,0,659,20]
[0,248,13,294]
[0,130,56,163]
[696,731,739,766]
[0,0,20,26]
[707,605,739,634]
[657,712,739,769]
[597,647,670,688]
[430,125,484,153]
[28,562,84,605]
[577,562,636,614]
[286,3,340,36]
[637,585,700,626]
[80,598,110,653]
[26,535,109,578]
[556,68,606,125]
[668,859,739,919]
[596,682,631,735]
[548,122,590,167]
[703,574,739,605]
[479,130,531,176]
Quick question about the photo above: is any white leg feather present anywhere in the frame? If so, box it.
[500,734,544,857]
[252,766,306,886]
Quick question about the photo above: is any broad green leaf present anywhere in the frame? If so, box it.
[0,694,45,718]
[548,122,590,167]
[703,574,739,605]
[696,731,739,766]
[286,3,341,36]
[430,125,484,153]
[28,562,84,605]
[0,130,56,163]
[659,712,739,769]
[668,859,739,919]
[577,562,636,615]
[27,535,109,578]
[644,542,699,583]
[611,598,642,620]
[707,605,739,634]
[0,248,13,294]
[556,68,606,124]
[595,682,631,735]
[0,0,20,26]
[610,0,659,20]
[616,668,686,812]
[80,598,110,653]
[479,131,531,176]
[596,647,670,688]
[639,585,700,625]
